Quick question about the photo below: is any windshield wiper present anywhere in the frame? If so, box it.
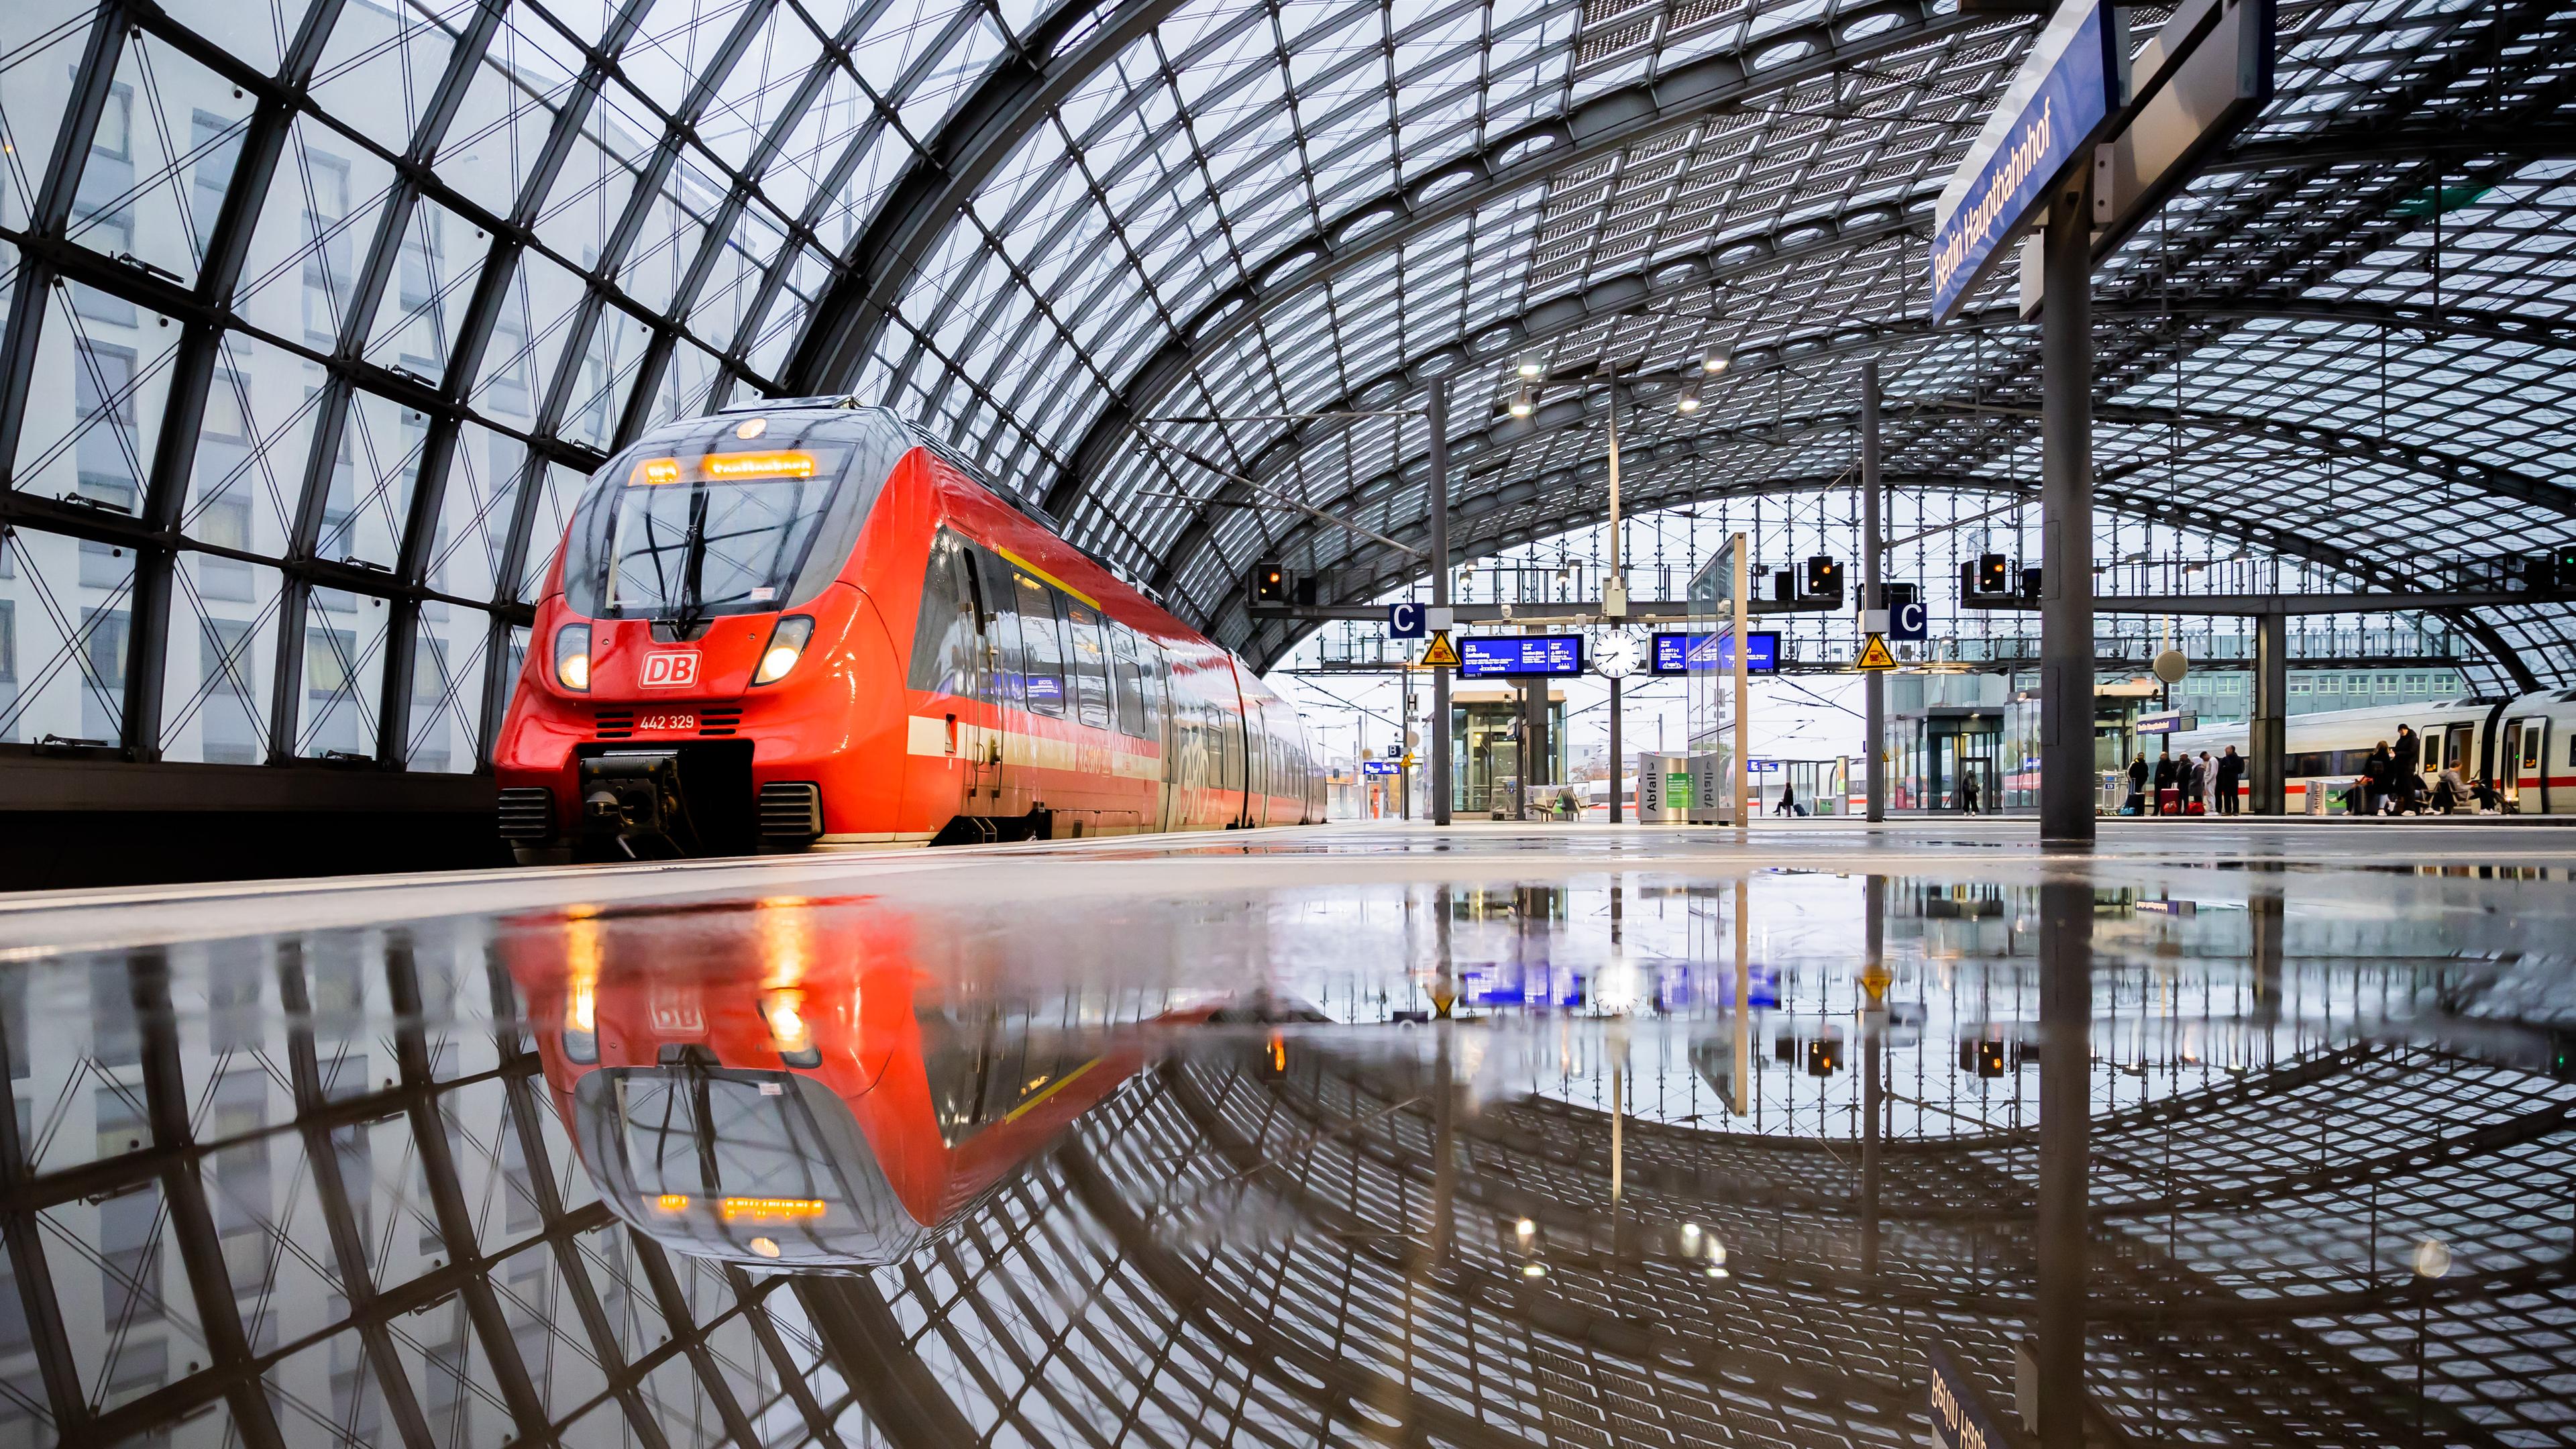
[672,488,710,635]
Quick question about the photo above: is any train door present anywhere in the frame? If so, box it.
[973,549,1036,822]
[2514,716,2549,813]
[1246,702,1269,826]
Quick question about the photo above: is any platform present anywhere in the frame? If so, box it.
[4,821,2572,1449]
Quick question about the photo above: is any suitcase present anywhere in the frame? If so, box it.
[2186,799,2206,816]
[2157,788,2180,814]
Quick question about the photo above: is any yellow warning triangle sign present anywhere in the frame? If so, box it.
[1854,633,1898,672]
[1420,630,1461,668]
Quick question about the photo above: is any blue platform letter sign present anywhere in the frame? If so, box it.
[1389,601,1426,639]
[1929,0,2117,323]
[1891,598,1929,642]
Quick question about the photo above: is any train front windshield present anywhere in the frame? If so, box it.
[561,409,911,622]
[574,1067,914,1263]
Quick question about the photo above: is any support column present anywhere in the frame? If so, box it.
[1428,380,1452,826]
[2035,876,2094,1449]
[1399,667,1414,820]
[1862,361,1886,823]
[2039,177,2097,845]
[2251,611,2287,815]
[1609,674,1623,823]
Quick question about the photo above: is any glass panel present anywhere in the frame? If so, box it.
[294,588,388,761]
[0,529,134,747]
[159,555,280,764]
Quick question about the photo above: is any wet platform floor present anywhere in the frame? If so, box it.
[2,819,2571,1448]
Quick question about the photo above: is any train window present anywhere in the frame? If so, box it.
[2525,730,2544,769]
[971,549,1024,707]
[1064,601,1112,730]
[905,533,981,696]
[1014,574,1066,715]
[1113,655,1146,736]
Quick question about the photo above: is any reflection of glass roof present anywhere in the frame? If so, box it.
[0,0,2568,765]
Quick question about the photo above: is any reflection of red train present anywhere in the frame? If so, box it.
[511,902,1195,1265]
[494,400,1322,861]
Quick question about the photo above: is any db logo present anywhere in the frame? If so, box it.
[639,651,700,689]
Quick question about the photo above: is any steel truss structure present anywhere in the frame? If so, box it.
[0,0,2569,782]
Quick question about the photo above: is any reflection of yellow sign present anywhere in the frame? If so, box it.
[1421,631,1460,668]
[1854,634,1898,671]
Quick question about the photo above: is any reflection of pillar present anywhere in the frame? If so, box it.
[1731,877,1751,1118]
[2035,877,2094,1449]
[1432,1020,1456,1258]
[2251,612,2288,814]
[2249,885,2284,1030]
[1860,874,1886,1279]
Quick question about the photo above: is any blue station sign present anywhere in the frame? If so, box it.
[1649,631,1780,676]
[1924,1344,2014,1449]
[1459,635,1584,678]
[1929,0,2118,323]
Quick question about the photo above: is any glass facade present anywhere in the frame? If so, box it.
[3,0,2561,788]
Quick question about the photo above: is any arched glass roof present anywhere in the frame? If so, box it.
[0,0,2568,767]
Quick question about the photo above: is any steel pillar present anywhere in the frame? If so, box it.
[1609,673,1623,823]
[2039,178,2098,845]
[1862,360,1886,822]
[2035,876,2094,1449]
[2251,612,2288,814]
[1428,379,1452,826]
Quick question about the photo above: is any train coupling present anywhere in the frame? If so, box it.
[579,749,698,859]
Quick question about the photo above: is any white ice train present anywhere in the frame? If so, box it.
[2168,692,2576,814]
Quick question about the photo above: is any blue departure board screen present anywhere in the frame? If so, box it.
[1650,631,1778,676]
[1458,635,1584,678]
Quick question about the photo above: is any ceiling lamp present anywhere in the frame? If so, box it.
[1702,348,1731,374]
[1517,352,1545,379]
[1510,383,1534,417]
[1677,383,1702,414]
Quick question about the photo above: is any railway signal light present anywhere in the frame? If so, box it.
[1254,559,1288,604]
[1976,553,2010,594]
[1803,556,1843,599]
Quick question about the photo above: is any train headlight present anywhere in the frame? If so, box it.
[555,623,591,692]
[753,615,816,685]
[761,989,822,1067]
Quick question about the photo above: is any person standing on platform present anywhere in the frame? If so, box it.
[2364,741,2392,815]
[2392,725,2423,814]
[2127,753,2150,815]
[2214,745,2243,815]
[1960,771,1980,816]
[2153,748,2178,816]
[2190,751,2212,814]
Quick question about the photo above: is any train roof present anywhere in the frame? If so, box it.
[702,394,1174,614]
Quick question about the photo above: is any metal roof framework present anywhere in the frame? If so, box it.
[0,0,2569,773]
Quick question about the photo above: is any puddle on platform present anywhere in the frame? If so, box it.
[3,857,2571,1447]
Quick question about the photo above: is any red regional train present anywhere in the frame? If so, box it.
[494,398,1324,861]
[508,901,1204,1266]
